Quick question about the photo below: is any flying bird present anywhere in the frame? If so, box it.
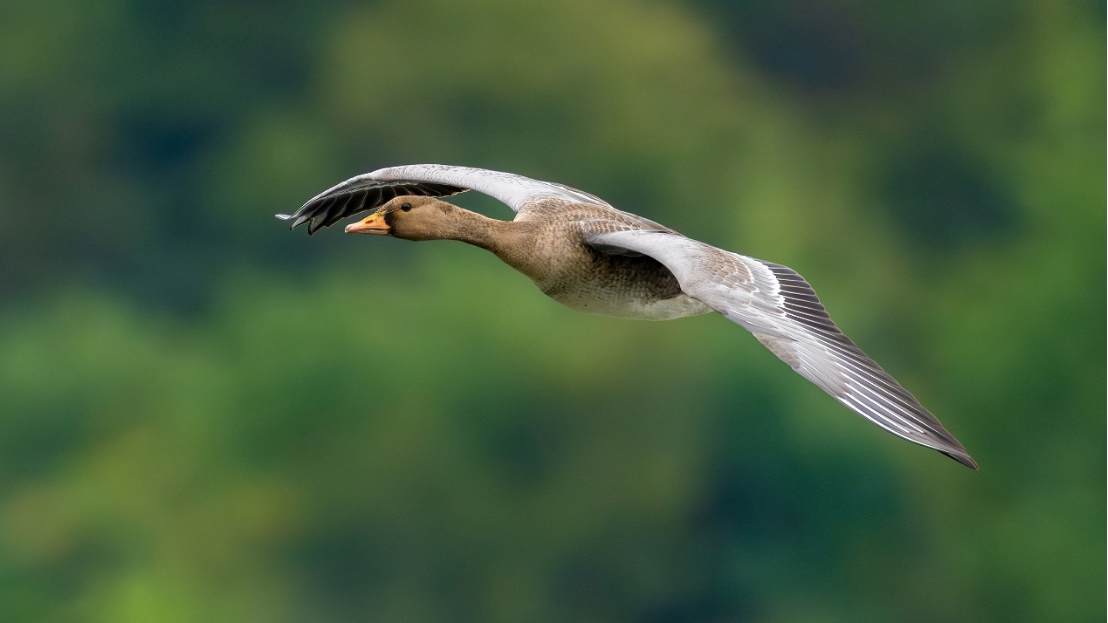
[278,164,977,469]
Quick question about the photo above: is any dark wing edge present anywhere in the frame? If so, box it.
[757,261,978,470]
[276,180,468,235]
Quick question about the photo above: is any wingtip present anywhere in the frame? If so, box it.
[943,450,979,471]
[275,214,300,232]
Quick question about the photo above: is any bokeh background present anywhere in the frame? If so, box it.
[1,0,1103,621]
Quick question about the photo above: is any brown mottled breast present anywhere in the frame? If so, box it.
[490,199,710,319]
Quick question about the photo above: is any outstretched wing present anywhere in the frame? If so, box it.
[584,226,977,470]
[278,164,609,234]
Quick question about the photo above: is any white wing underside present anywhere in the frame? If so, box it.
[332,164,610,212]
[280,164,611,234]
[584,228,977,469]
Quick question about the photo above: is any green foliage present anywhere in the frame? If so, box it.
[0,0,1103,621]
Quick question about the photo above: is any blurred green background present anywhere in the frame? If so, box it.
[0,0,1103,621]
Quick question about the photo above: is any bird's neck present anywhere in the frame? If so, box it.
[442,208,543,279]
[440,207,509,249]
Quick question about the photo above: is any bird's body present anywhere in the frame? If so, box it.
[279,164,977,470]
[503,200,711,320]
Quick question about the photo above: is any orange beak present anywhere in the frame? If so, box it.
[345,211,390,235]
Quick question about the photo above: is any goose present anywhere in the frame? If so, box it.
[278,164,977,470]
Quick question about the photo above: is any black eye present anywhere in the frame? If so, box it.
[401,203,412,212]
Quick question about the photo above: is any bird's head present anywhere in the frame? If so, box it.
[345,195,456,241]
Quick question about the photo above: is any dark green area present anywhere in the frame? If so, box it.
[0,0,1103,620]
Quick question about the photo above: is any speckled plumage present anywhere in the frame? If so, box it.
[500,199,711,320]
[280,164,977,470]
